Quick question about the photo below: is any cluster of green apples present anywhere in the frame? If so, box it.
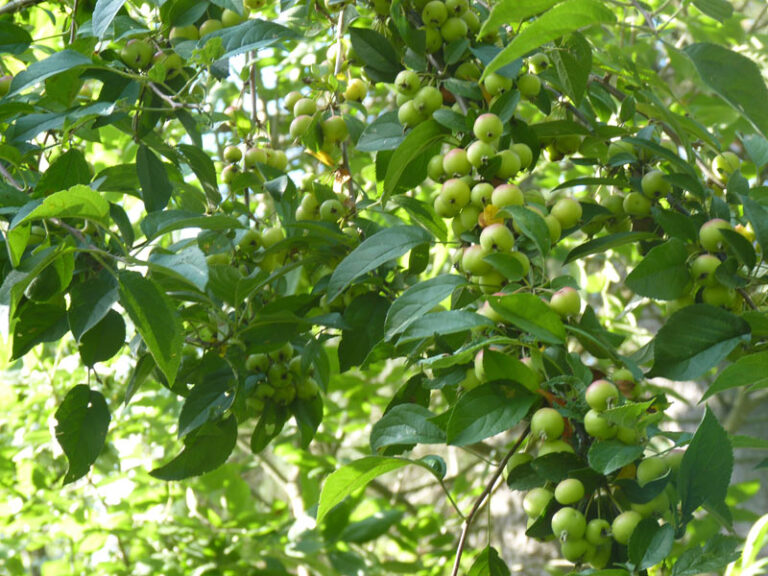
[509,378,682,568]
[394,70,444,129]
[245,342,319,410]
[205,220,287,275]
[284,89,351,148]
[411,0,483,52]
[220,143,288,185]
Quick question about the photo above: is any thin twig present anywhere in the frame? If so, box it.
[69,0,79,43]
[0,162,23,190]
[450,426,530,576]
[737,288,758,311]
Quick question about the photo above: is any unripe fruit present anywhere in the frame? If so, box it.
[245,147,267,168]
[398,100,425,128]
[473,113,503,143]
[623,192,651,216]
[491,183,524,208]
[641,170,671,199]
[699,218,732,252]
[261,226,285,248]
[550,197,582,229]
[169,25,199,42]
[293,97,316,116]
[221,164,240,184]
[544,215,561,243]
[462,244,492,275]
[531,407,565,440]
[608,139,634,159]
[290,114,313,139]
[691,253,721,285]
[471,183,494,207]
[549,287,580,317]
[477,300,503,323]
[238,229,261,253]
[636,456,670,487]
[443,148,472,176]
[611,511,642,545]
[344,78,367,101]
[199,19,223,36]
[224,145,242,163]
[517,73,542,98]
[585,518,611,546]
[510,251,530,276]
[414,86,443,115]
[555,135,582,155]
[585,379,619,411]
[425,26,443,53]
[467,140,496,168]
[441,16,468,42]
[456,60,481,81]
[632,490,670,517]
[462,9,480,32]
[284,91,302,112]
[712,151,740,179]
[459,205,481,230]
[584,409,617,439]
[245,353,269,372]
[434,194,459,218]
[483,73,512,96]
[551,507,586,541]
[475,271,504,294]
[529,52,550,73]
[496,150,521,179]
[561,539,590,562]
[445,0,468,15]
[511,143,533,169]
[221,9,244,27]
[321,116,348,143]
[422,0,448,27]
[120,39,154,70]
[440,178,471,211]
[554,478,585,505]
[319,199,345,222]
[395,69,420,96]
[538,439,575,456]
[702,284,737,307]
[479,223,515,252]
[523,487,553,518]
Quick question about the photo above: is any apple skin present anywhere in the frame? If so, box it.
[554,478,585,505]
[495,150,521,179]
[712,151,740,179]
[471,183,494,207]
[491,184,524,208]
[319,199,345,222]
[690,253,721,285]
[443,148,472,176]
[199,19,223,36]
[483,72,512,96]
[479,223,515,252]
[585,379,619,411]
[636,456,669,486]
[441,16,468,42]
[699,218,732,252]
[550,197,582,229]
[549,286,580,317]
[701,284,737,307]
[169,25,199,42]
[441,178,471,211]
[641,170,671,199]
[623,192,651,216]
[517,73,542,98]
[344,78,367,101]
[607,140,634,159]
[395,69,420,96]
[586,519,611,546]
[293,97,316,116]
[511,143,533,169]
[421,0,448,27]
[523,487,553,518]
[538,439,574,456]
[584,409,617,439]
[612,511,643,545]
[321,116,348,143]
[414,86,442,114]
[427,155,445,181]
[120,39,154,70]
[551,507,586,540]
[461,244,492,275]
[473,113,503,143]
[467,140,496,168]
[531,407,565,440]
[398,100,425,128]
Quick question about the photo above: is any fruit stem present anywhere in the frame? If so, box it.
[450,425,530,576]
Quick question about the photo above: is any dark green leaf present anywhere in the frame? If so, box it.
[93,0,127,38]
[628,520,674,570]
[327,225,432,302]
[11,185,110,229]
[587,440,643,474]
[211,19,298,59]
[339,510,404,543]
[35,149,92,196]
[648,304,750,380]
[499,205,551,256]
[292,394,324,448]
[670,535,741,576]
[118,271,183,386]
[489,293,566,345]
[150,415,238,480]
[339,293,388,371]
[54,385,111,484]
[78,309,125,366]
[468,546,511,576]
[356,111,404,152]
[741,195,768,256]
[550,32,591,106]
[348,27,401,83]
[625,238,691,300]
[250,405,288,453]
[68,271,119,342]
[8,50,92,97]
[701,351,768,401]
[140,210,243,240]
[678,407,733,522]
[564,232,656,264]
[385,275,466,339]
[12,300,69,360]
[398,310,494,344]
[0,22,32,54]
[370,404,446,453]
[178,143,219,202]
[692,0,733,22]
[383,120,448,199]
[685,43,768,139]
[137,145,173,213]
[446,383,536,446]
[178,366,235,438]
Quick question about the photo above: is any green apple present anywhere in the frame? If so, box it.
[555,135,582,155]
[169,25,199,42]
[531,407,565,440]
[555,478,585,505]
[199,18,223,36]
[293,97,316,116]
[510,251,530,276]
[238,229,261,253]
[422,0,448,27]
[245,352,269,372]
[623,192,651,216]
[425,26,442,53]
[261,226,285,248]
[538,439,575,456]
[550,197,582,229]
[462,9,480,32]
[511,143,533,169]
[441,178,471,211]
[221,9,245,26]
[473,113,503,143]
[284,91,302,112]
[434,194,459,218]
[496,150,521,179]
[551,507,586,541]
[712,151,740,179]
[690,253,721,285]
[223,145,242,163]
[245,147,267,168]
[443,148,472,176]
[528,52,550,73]
[544,214,562,243]
[221,164,239,184]
[612,511,642,545]
[458,204,481,230]
[523,487,553,518]
[319,199,345,222]
[699,218,732,252]
[428,154,445,181]
[462,244,492,275]
[471,182,494,207]
[440,16,468,42]
[517,73,541,98]
[479,223,515,252]
[549,286,580,317]
[491,183,524,208]
[120,38,154,70]
[321,116,348,143]
[483,72,512,96]
[586,519,611,546]
[398,100,425,128]
[584,409,617,439]
[466,140,496,168]
[290,114,313,139]
[414,86,443,115]
[586,379,619,411]
[446,0,468,14]
[395,69,420,96]
[701,284,737,307]
[636,456,669,487]
[561,539,590,563]
[641,170,671,199]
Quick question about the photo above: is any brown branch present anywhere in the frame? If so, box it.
[450,425,530,576]
[0,0,46,16]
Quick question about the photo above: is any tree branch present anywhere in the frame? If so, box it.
[0,0,46,16]
[450,426,530,576]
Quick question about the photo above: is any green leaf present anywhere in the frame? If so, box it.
[588,440,643,474]
[178,366,235,438]
[628,520,674,570]
[137,145,173,213]
[35,149,92,196]
[148,246,209,292]
[678,407,733,522]
[479,0,563,39]
[564,232,656,264]
[693,0,733,22]
[484,0,615,78]
[178,143,219,202]
[385,275,466,340]
[150,415,238,481]
[719,229,756,270]
[250,405,288,453]
[671,535,741,576]
[78,309,125,367]
[383,119,447,199]
[489,293,566,345]
[741,195,768,256]
[11,185,109,229]
[648,304,751,380]
[92,0,127,38]
[446,383,536,446]
[7,50,92,97]
[625,238,691,300]
[468,546,511,576]
[348,27,401,83]
[140,210,243,240]
[118,271,183,386]
[210,19,298,59]
[701,351,768,401]
[685,43,768,139]
[340,509,404,544]
[317,456,435,524]
[67,271,119,342]
[398,310,494,344]
[327,225,432,302]
[0,22,32,54]
[54,385,111,484]
[484,252,524,281]
[12,300,69,360]
[356,111,404,152]
[292,395,324,449]
[550,32,592,106]
[392,195,448,242]
[553,177,622,191]
[339,292,389,371]
[481,349,540,392]
[499,205,551,257]
[370,404,446,453]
